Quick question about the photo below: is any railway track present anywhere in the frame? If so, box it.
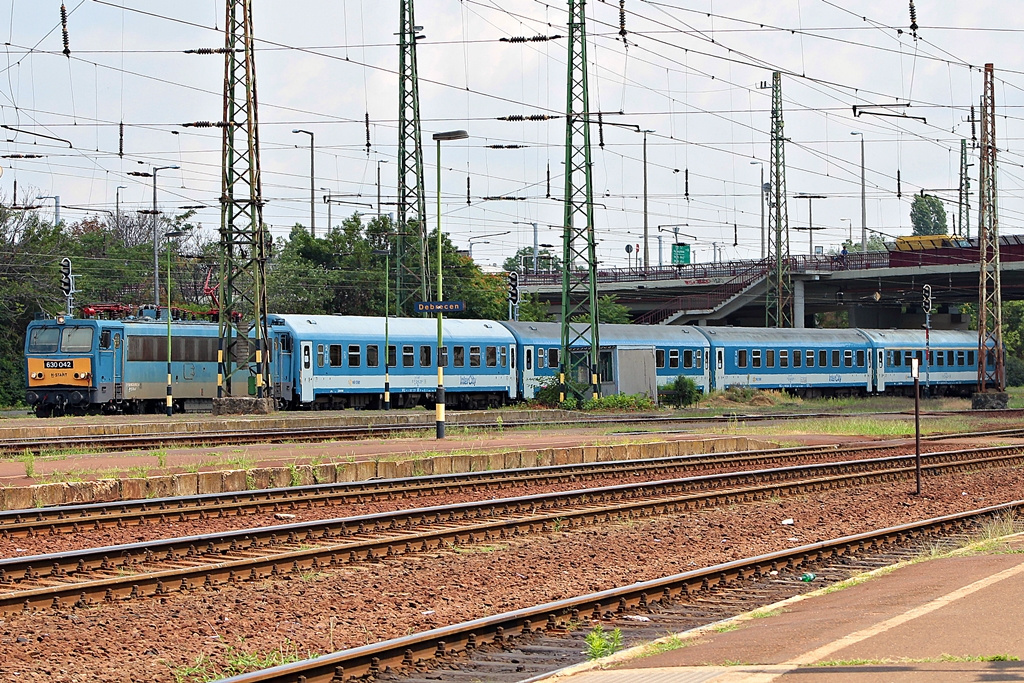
[214,500,1024,683]
[1,444,1021,617]
[3,408,1010,456]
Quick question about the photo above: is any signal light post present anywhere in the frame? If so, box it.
[60,257,74,315]
[508,270,520,320]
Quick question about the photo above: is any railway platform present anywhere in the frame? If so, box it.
[543,537,1024,683]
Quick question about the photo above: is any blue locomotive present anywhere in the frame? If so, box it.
[24,310,989,416]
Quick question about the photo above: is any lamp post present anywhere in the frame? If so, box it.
[468,230,511,260]
[377,159,389,210]
[292,129,315,236]
[642,129,654,270]
[431,129,469,439]
[851,132,866,250]
[36,195,60,225]
[840,218,852,244]
[143,166,180,309]
[320,187,332,232]
[750,161,765,258]
[164,228,185,417]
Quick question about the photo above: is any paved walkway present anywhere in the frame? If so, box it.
[542,538,1024,682]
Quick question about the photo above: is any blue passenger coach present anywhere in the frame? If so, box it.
[268,314,517,409]
[501,321,710,400]
[858,329,982,395]
[695,327,872,395]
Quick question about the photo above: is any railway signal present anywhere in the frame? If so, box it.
[60,258,72,296]
[507,271,520,305]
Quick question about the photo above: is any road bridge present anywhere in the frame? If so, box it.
[521,236,1024,330]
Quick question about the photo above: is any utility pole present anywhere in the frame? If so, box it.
[560,0,601,403]
[397,0,429,311]
[958,139,971,239]
[976,62,1004,397]
[766,71,792,328]
[642,129,651,270]
[214,0,270,406]
[852,131,866,250]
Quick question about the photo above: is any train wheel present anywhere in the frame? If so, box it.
[34,405,53,418]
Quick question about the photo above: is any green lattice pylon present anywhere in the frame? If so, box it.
[217,0,269,401]
[958,139,970,239]
[397,0,429,312]
[559,0,601,402]
[765,71,792,328]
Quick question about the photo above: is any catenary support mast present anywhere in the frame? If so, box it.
[765,71,792,328]
[977,63,1004,393]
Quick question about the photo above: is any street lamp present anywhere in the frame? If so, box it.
[320,187,332,232]
[641,129,655,270]
[135,165,180,309]
[851,132,866,250]
[432,129,469,439]
[292,129,315,236]
[750,161,765,258]
[36,195,60,225]
[164,228,185,417]
[839,218,852,244]
[468,230,511,259]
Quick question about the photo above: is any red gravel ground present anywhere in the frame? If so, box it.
[0,460,1021,682]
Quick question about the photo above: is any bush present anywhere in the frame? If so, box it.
[663,375,702,407]
[1006,355,1024,387]
[581,393,655,411]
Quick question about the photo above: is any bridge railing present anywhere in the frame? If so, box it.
[633,259,769,325]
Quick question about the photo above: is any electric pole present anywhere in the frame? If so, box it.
[560,0,601,403]
[976,63,1004,396]
[397,0,429,312]
[766,71,792,328]
[958,139,971,239]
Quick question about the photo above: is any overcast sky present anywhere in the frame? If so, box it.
[2,1,1023,269]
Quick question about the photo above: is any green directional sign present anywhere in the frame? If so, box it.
[671,243,691,265]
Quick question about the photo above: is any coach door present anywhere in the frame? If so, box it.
[875,349,885,393]
[299,341,314,403]
[712,348,724,390]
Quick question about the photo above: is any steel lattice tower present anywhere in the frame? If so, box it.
[397,0,429,311]
[217,0,269,401]
[977,63,1004,392]
[559,0,601,403]
[958,139,970,239]
[765,72,792,328]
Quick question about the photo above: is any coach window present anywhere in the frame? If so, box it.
[470,346,482,367]
[947,350,954,366]
[439,346,449,368]
[844,350,853,367]
[683,349,693,368]
[500,347,507,368]
[815,349,824,367]
[752,349,762,368]
[915,350,923,366]
[656,349,665,369]
[548,348,559,369]
[348,344,361,368]
[695,351,703,368]
[402,345,414,367]
[367,345,379,368]
[303,344,311,369]
[766,350,775,368]
[669,349,680,369]
[737,349,748,368]
[936,351,944,367]
[525,348,533,370]
[537,348,545,368]
[967,350,975,367]
[329,344,343,367]
[779,350,789,368]
[387,345,397,368]
[806,350,815,367]
[904,351,913,367]
[486,346,497,367]
[317,344,325,368]
[793,349,801,368]
[420,345,432,367]
[454,346,465,368]
[831,350,840,367]
[61,327,94,353]
[892,351,902,367]
[856,349,865,367]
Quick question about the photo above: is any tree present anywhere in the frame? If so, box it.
[517,292,553,322]
[502,246,562,274]
[910,195,948,236]
[571,294,631,324]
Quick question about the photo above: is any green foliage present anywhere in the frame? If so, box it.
[844,234,887,253]
[517,292,553,322]
[571,294,631,324]
[664,375,702,407]
[581,393,655,411]
[584,624,624,660]
[1005,354,1024,387]
[502,246,562,274]
[19,451,35,479]
[910,194,948,236]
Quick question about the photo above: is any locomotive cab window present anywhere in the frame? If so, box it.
[470,346,482,367]
[99,330,112,349]
[61,327,94,353]
[348,344,361,368]
[655,349,665,369]
[403,345,414,367]
[280,334,293,352]
[367,345,379,368]
[454,346,465,368]
[329,344,343,367]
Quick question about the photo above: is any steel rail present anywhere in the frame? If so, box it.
[216,500,1024,683]
[0,445,1021,615]
[0,443,841,537]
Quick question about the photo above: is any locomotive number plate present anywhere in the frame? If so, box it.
[44,360,74,369]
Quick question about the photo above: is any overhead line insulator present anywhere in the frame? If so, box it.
[485,144,528,149]
[60,3,70,57]
[498,114,558,122]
